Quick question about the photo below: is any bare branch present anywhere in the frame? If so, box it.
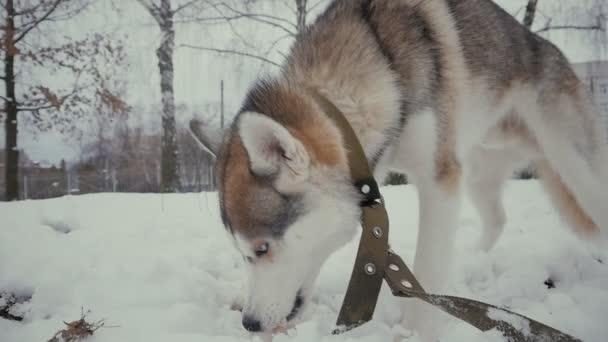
[279,0,297,16]
[308,0,327,13]
[177,14,295,36]
[179,44,281,67]
[12,2,46,17]
[179,1,296,35]
[217,2,298,30]
[173,0,203,14]
[136,0,163,25]
[135,0,156,14]
[261,34,293,59]
[17,103,56,112]
[14,0,63,44]
[536,23,604,34]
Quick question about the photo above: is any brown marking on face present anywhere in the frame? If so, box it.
[215,80,348,240]
[219,134,259,236]
[216,131,294,239]
[537,161,599,236]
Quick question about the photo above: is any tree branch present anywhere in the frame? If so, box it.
[13,2,46,17]
[182,1,296,35]
[17,103,56,112]
[218,3,297,30]
[14,0,63,44]
[260,34,293,60]
[179,44,281,67]
[308,0,327,13]
[177,13,296,36]
[173,0,203,14]
[17,83,88,113]
[279,0,297,16]
[536,23,604,34]
[136,0,163,25]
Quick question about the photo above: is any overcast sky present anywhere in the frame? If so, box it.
[3,0,607,165]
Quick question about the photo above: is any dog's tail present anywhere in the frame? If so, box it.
[535,160,600,240]
[524,79,608,245]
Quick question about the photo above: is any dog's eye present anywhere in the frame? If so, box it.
[255,242,269,257]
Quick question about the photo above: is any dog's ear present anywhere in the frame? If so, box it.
[189,119,223,159]
[238,112,310,181]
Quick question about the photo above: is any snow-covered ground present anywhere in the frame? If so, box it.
[1,181,607,342]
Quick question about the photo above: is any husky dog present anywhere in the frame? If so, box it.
[190,0,608,339]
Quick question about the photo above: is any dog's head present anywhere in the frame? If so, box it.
[190,81,361,332]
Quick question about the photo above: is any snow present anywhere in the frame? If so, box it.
[1,181,607,342]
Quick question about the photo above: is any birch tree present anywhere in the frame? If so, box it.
[137,0,208,193]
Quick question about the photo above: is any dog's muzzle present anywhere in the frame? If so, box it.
[241,291,304,332]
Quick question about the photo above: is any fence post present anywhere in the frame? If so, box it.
[209,163,214,190]
[112,169,117,192]
[23,175,28,200]
[221,80,224,129]
[105,159,111,192]
[156,162,161,192]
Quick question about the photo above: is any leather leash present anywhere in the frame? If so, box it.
[309,90,582,342]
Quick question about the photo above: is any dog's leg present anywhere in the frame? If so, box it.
[465,146,521,251]
[400,159,461,341]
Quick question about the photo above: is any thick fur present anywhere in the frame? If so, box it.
[190,0,608,339]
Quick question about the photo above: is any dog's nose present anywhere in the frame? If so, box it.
[242,316,262,332]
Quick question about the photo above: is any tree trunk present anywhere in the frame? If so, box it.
[157,0,181,193]
[523,0,539,29]
[295,0,307,33]
[4,0,19,201]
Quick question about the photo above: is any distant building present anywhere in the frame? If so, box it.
[572,60,608,137]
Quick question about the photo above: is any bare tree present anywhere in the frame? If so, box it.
[1,0,127,201]
[137,0,208,193]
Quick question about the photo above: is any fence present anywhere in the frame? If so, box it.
[0,161,216,201]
